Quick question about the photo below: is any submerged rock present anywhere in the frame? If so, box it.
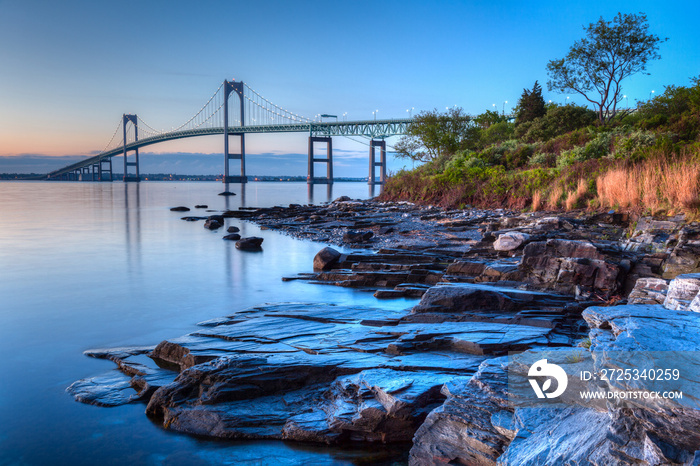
[170,206,190,212]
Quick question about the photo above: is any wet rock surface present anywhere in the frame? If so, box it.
[68,200,700,463]
[235,236,264,250]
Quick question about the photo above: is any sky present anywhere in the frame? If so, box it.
[0,0,698,176]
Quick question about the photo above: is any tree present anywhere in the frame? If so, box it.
[394,107,480,163]
[546,12,666,124]
[515,81,546,126]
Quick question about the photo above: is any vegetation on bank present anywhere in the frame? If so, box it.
[381,13,700,215]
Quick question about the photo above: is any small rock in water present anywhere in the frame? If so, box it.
[235,237,264,250]
[170,206,190,212]
[313,247,341,270]
[227,226,240,233]
[204,219,222,230]
[218,191,236,196]
[194,205,208,209]
[223,233,241,241]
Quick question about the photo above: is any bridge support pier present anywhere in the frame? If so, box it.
[223,80,247,183]
[368,139,387,185]
[100,158,113,181]
[122,114,140,182]
[224,133,247,183]
[307,136,333,184]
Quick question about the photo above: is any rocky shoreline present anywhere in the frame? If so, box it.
[70,198,700,465]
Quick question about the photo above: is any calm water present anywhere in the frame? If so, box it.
[0,181,417,466]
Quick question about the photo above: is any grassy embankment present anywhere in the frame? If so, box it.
[380,79,700,216]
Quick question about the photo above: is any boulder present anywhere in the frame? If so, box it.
[227,226,240,233]
[628,277,669,305]
[409,358,513,465]
[663,273,700,311]
[223,233,241,241]
[313,247,342,271]
[493,232,530,251]
[520,239,622,295]
[663,227,700,278]
[235,237,264,250]
[412,285,517,314]
[523,239,603,260]
[343,230,374,243]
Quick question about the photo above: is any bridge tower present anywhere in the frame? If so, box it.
[122,114,140,182]
[223,80,247,183]
[307,134,333,184]
[368,139,387,185]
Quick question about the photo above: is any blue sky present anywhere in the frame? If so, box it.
[0,0,698,176]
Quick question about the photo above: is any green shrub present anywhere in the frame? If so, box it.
[506,144,536,169]
[611,129,657,160]
[529,152,556,167]
[480,121,515,146]
[521,105,597,142]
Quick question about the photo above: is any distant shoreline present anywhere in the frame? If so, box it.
[0,174,368,182]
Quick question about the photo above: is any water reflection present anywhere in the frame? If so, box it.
[306,183,334,204]
[124,182,142,272]
[0,181,407,466]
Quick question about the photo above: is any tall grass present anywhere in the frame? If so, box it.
[564,179,588,210]
[531,191,542,211]
[597,153,700,212]
[547,186,563,209]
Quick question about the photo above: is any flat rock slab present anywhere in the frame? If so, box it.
[69,302,562,445]
[582,303,700,352]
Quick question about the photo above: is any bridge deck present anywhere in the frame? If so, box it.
[45,119,412,179]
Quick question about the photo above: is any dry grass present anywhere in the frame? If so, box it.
[597,154,700,212]
[564,179,588,210]
[532,191,542,211]
[576,178,588,198]
[547,186,563,209]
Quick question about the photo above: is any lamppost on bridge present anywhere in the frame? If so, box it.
[502,101,508,116]
[343,112,347,122]
[623,94,628,109]
[373,109,378,121]
[649,90,655,100]
[407,107,414,118]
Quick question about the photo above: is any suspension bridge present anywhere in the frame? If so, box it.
[44,80,412,185]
